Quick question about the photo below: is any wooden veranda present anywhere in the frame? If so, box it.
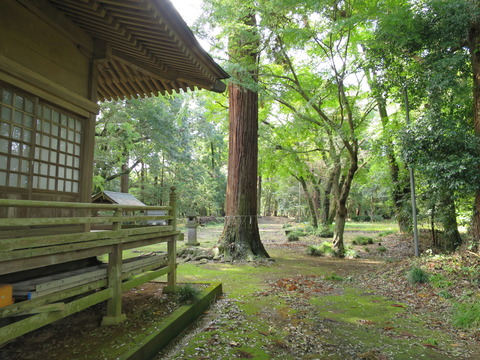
[0,0,228,346]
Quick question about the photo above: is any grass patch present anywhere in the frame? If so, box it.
[176,283,201,304]
[407,266,430,284]
[429,274,453,289]
[352,235,374,245]
[306,242,336,257]
[377,230,396,237]
[451,300,480,329]
[324,272,344,281]
[344,222,398,232]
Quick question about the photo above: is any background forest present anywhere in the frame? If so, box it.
[93,0,480,254]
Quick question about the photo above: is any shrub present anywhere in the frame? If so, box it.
[407,266,430,284]
[451,300,480,329]
[353,236,374,245]
[176,283,200,304]
[287,231,301,242]
[344,248,358,259]
[325,273,344,281]
[306,245,323,256]
[282,223,293,229]
[315,225,334,238]
[318,242,335,256]
[377,246,387,252]
[306,242,335,257]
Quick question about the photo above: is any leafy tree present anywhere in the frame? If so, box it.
[368,0,479,250]
[259,0,376,256]
[94,93,227,215]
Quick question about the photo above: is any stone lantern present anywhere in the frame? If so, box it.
[186,210,200,246]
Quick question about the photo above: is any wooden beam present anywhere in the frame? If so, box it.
[0,55,98,116]
[110,50,178,81]
[0,288,112,346]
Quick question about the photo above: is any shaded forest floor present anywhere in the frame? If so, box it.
[2,218,480,359]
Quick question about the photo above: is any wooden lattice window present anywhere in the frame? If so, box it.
[0,86,83,193]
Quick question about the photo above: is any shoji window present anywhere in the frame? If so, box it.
[0,86,83,193]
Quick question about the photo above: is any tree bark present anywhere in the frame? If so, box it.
[220,82,269,259]
[440,194,462,251]
[332,155,358,257]
[469,15,480,252]
[219,12,268,259]
[297,175,318,228]
[257,175,262,216]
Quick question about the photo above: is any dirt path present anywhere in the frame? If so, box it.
[158,221,480,360]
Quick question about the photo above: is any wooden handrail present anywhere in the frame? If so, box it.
[0,198,172,211]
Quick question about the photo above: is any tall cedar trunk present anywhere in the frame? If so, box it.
[470,17,480,252]
[220,82,269,259]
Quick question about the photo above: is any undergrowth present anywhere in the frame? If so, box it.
[407,266,430,284]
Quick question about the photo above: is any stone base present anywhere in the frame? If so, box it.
[186,241,200,246]
[101,313,127,326]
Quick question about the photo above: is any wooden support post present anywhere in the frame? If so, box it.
[101,210,127,325]
[164,186,177,293]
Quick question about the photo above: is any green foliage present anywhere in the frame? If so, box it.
[344,248,359,259]
[306,245,323,256]
[94,93,228,215]
[282,223,293,229]
[407,266,430,284]
[287,232,300,242]
[176,283,201,304]
[438,290,453,299]
[377,230,395,238]
[429,274,453,289]
[377,246,387,253]
[324,273,344,281]
[315,225,334,238]
[451,300,480,329]
[352,236,374,245]
[306,242,336,257]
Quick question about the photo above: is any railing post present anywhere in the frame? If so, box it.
[101,209,127,325]
[166,186,177,292]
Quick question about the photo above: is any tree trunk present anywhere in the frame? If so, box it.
[220,82,269,259]
[120,163,129,193]
[257,175,262,216]
[469,17,480,252]
[440,194,462,251]
[219,12,268,259]
[298,176,318,228]
[322,167,336,226]
[332,154,358,257]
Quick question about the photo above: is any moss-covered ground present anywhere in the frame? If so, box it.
[3,219,478,360]
[157,220,479,359]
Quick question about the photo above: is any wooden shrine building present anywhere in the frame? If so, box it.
[0,0,228,345]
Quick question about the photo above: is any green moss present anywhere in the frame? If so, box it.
[310,287,455,359]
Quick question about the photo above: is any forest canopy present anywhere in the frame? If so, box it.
[94,0,480,254]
